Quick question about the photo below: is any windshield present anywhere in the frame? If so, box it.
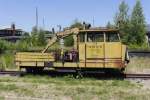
[106,32,120,42]
[87,32,104,42]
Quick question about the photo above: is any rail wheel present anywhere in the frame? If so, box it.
[75,69,83,78]
[35,68,44,73]
[26,68,33,73]
[121,68,125,72]
[105,69,122,76]
[25,67,44,73]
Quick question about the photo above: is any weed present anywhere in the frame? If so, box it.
[0,76,149,100]
[0,52,15,70]
[0,96,4,100]
[0,83,18,91]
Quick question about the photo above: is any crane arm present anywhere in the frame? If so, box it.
[42,28,79,53]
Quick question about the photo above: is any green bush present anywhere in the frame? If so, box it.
[37,31,46,46]
[30,29,47,47]
[0,52,15,70]
[128,43,150,51]
[0,40,7,53]
[64,35,74,47]
[0,39,31,53]
[15,40,30,51]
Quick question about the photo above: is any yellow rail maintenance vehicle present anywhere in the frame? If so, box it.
[15,27,130,73]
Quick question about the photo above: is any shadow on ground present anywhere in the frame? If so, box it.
[20,70,125,80]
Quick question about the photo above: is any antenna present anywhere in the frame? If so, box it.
[36,7,39,30]
[92,17,95,27]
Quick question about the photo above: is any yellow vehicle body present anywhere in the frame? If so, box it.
[15,28,129,72]
[76,29,127,70]
[15,52,54,68]
[78,42,126,69]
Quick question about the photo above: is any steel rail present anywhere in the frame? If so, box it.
[124,73,150,79]
[0,71,21,76]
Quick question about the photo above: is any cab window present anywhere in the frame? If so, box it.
[79,33,85,42]
[87,32,104,42]
[106,32,120,42]
[87,34,94,42]
[95,33,104,42]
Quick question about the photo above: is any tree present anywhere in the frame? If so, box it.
[23,32,30,37]
[31,26,38,35]
[70,19,83,29]
[114,1,130,38]
[30,27,47,46]
[62,19,83,47]
[31,26,38,46]
[0,40,7,53]
[106,21,114,29]
[37,29,46,46]
[64,35,74,47]
[22,32,32,46]
[128,0,146,46]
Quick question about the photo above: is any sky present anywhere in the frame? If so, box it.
[0,0,150,32]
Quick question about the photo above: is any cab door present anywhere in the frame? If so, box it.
[78,33,86,67]
[86,32,105,68]
[104,32,122,68]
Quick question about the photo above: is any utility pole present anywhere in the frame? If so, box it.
[92,17,95,27]
[57,25,62,32]
[36,7,39,31]
[43,17,45,30]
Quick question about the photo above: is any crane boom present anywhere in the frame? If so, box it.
[42,28,79,53]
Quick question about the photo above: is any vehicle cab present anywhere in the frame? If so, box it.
[77,28,128,70]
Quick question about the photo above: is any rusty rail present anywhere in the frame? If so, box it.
[129,51,150,57]
[125,74,150,79]
[0,71,21,76]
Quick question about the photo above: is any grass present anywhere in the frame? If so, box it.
[0,75,149,100]
[0,83,18,91]
[0,51,15,70]
[0,83,34,98]
[0,97,4,100]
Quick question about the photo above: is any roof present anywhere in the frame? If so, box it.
[79,28,118,33]
[0,28,23,32]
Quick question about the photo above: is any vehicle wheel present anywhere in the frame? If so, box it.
[32,68,44,74]
[121,68,125,72]
[26,68,33,73]
[75,70,83,78]
[37,68,44,73]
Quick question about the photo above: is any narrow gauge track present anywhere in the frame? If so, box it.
[129,51,150,57]
[129,51,150,53]
[0,71,21,76]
